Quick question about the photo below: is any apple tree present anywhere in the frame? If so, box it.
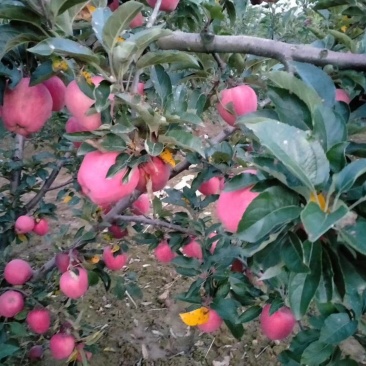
[1,0,366,364]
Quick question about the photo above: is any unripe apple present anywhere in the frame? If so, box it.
[260,304,296,340]
[137,82,145,95]
[182,239,203,260]
[32,218,49,236]
[64,76,104,131]
[147,0,180,12]
[4,259,33,285]
[217,85,257,126]
[197,309,223,333]
[76,343,93,362]
[132,194,150,215]
[103,246,128,271]
[216,170,259,232]
[335,88,351,104]
[49,333,75,360]
[154,240,176,263]
[43,76,66,111]
[26,308,51,334]
[2,78,53,136]
[198,176,224,196]
[59,267,89,299]
[28,345,43,361]
[0,290,24,318]
[136,156,171,192]
[77,151,140,207]
[130,12,144,28]
[108,225,127,239]
[15,215,35,234]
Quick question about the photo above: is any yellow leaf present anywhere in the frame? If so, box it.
[63,195,72,204]
[81,71,93,85]
[309,193,327,212]
[67,350,78,363]
[17,234,27,242]
[111,244,120,253]
[52,59,68,72]
[159,148,176,167]
[341,26,347,33]
[88,255,100,264]
[179,307,210,326]
[117,36,125,43]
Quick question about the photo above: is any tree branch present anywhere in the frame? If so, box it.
[10,134,25,194]
[157,32,366,71]
[25,152,71,212]
[47,178,74,192]
[146,0,162,28]
[115,215,194,235]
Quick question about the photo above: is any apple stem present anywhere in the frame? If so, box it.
[146,0,162,28]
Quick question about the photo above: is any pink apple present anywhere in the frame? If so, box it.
[50,333,75,360]
[103,246,128,271]
[154,240,176,263]
[182,239,203,260]
[15,215,35,234]
[32,218,49,236]
[26,308,51,334]
[59,267,89,299]
[43,76,66,111]
[198,176,224,196]
[197,309,223,333]
[131,194,150,215]
[0,290,24,318]
[335,88,351,104]
[4,259,33,285]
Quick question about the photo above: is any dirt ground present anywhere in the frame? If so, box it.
[3,121,287,366]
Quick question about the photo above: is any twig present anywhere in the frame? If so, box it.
[25,152,71,212]
[157,32,366,71]
[47,178,74,192]
[115,215,194,235]
[205,337,215,358]
[146,0,162,28]
[10,134,25,194]
[125,290,138,309]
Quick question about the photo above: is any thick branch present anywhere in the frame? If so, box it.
[115,215,194,235]
[10,134,25,194]
[25,152,71,212]
[157,32,366,71]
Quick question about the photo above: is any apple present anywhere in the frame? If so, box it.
[182,239,203,260]
[335,88,351,104]
[28,345,43,361]
[208,232,219,254]
[103,246,128,271]
[137,82,145,95]
[108,0,119,11]
[4,259,33,285]
[32,218,49,236]
[146,0,180,12]
[65,116,83,148]
[55,251,80,273]
[136,156,171,192]
[77,151,140,207]
[130,12,144,28]
[59,267,89,299]
[131,194,150,215]
[154,240,176,263]
[0,290,24,318]
[260,304,296,340]
[49,333,75,360]
[42,76,66,111]
[197,309,223,333]
[26,308,51,334]
[15,215,35,234]
[231,259,244,273]
[108,224,128,239]
[2,78,52,136]
[198,176,224,196]
[217,85,257,126]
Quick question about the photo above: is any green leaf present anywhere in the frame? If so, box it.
[137,51,201,70]
[0,4,43,30]
[319,313,358,344]
[224,320,244,340]
[102,1,143,50]
[238,305,262,323]
[9,322,28,336]
[91,7,112,47]
[211,297,240,324]
[289,241,322,319]
[301,202,349,242]
[338,217,366,255]
[301,341,334,366]
[333,159,366,194]
[144,140,164,156]
[281,232,309,273]
[88,270,100,286]
[0,344,20,360]
[101,133,127,151]
[237,186,301,243]
[28,38,99,64]
[328,29,357,53]
[223,172,259,192]
[56,0,88,15]
[106,153,131,178]
[327,142,348,173]
[290,61,336,108]
[150,65,172,105]
[241,118,330,193]
[267,71,322,115]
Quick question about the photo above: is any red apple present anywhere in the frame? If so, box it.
[198,176,223,196]
[131,194,150,215]
[49,333,75,360]
[154,240,176,263]
[4,259,33,285]
[108,225,128,239]
[15,215,35,234]
[0,290,24,318]
[217,85,257,126]
[43,76,66,111]
[137,82,144,95]
[146,0,180,12]
[182,239,203,260]
[103,246,128,271]
[136,156,171,192]
[335,88,351,104]
[28,345,43,361]
[59,267,89,299]
[260,304,296,340]
[108,0,119,11]
[27,308,51,334]
[231,259,244,273]
[65,116,83,148]
[77,151,140,207]
[2,78,53,136]
[130,12,144,28]
[32,218,49,236]
[197,309,223,333]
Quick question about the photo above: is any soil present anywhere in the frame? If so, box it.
[3,120,286,366]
